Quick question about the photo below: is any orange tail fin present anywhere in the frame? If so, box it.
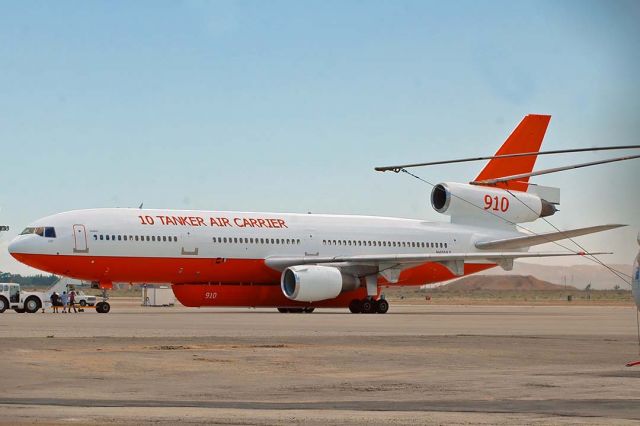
[475,114,551,192]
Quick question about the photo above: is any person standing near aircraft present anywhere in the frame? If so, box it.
[68,290,77,313]
[50,292,59,313]
[60,291,68,313]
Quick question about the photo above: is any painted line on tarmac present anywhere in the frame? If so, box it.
[0,398,638,420]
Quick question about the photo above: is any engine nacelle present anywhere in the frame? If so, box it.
[431,182,556,224]
[281,265,358,302]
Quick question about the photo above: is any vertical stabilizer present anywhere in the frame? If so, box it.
[475,114,551,192]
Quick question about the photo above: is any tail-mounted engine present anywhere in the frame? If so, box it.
[431,182,557,224]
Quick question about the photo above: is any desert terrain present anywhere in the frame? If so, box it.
[0,297,639,425]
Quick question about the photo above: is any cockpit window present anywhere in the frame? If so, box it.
[19,226,55,238]
[20,227,35,235]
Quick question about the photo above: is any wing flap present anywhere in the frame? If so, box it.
[265,251,609,272]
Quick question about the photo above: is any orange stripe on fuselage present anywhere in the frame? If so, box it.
[10,253,497,306]
[390,261,496,285]
[10,253,280,284]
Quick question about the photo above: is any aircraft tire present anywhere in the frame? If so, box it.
[304,307,315,313]
[348,299,362,314]
[24,297,41,313]
[96,302,111,314]
[361,299,373,314]
[375,299,389,314]
[0,296,7,313]
[277,308,289,313]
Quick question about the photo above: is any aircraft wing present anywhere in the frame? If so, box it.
[265,251,608,281]
[475,224,626,250]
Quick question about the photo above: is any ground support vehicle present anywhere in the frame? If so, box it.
[0,283,46,313]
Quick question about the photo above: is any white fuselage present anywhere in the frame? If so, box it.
[9,208,518,262]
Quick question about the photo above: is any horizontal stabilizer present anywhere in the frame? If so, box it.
[475,224,626,250]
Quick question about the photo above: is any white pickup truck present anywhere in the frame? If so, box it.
[74,291,97,307]
[0,282,46,313]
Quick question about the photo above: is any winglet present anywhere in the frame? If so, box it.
[475,114,551,192]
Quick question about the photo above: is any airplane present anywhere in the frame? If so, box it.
[7,114,633,314]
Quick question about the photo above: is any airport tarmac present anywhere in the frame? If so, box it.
[0,300,639,425]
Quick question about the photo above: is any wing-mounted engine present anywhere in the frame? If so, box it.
[281,265,358,302]
[431,182,557,225]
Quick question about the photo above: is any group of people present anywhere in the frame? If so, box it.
[50,290,77,313]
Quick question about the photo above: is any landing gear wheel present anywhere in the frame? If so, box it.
[303,307,315,313]
[375,299,389,314]
[96,302,111,313]
[361,299,374,314]
[348,299,362,314]
[277,308,289,313]
[24,297,41,314]
[80,300,87,307]
[0,297,7,313]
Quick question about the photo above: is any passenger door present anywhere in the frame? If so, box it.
[73,224,89,253]
[304,229,320,256]
[181,231,199,256]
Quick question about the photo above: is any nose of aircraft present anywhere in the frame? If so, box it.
[8,236,28,258]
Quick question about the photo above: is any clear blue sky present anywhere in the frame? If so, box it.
[1,0,638,274]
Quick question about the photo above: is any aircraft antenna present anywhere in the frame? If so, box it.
[375,145,640,172]
[471,154,640,186]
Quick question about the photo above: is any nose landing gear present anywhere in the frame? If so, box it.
[348,297,389,314]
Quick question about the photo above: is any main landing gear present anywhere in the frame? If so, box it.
[95,288,111,314]
[277,307,315,313]
[349,297,389,314]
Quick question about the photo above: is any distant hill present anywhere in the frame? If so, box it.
[479,262,632,290]
[437,275,578,292]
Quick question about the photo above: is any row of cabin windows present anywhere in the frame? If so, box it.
[93,234,178,242]
[322,239,448,249]
[213,237,301,245]
[90,234,446,249]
